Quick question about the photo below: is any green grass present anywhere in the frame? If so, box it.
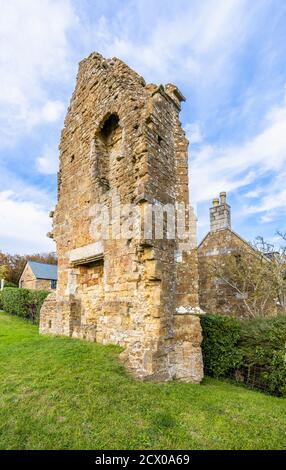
[0,312,285,450]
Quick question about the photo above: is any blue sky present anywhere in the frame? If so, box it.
[0,0,286,253]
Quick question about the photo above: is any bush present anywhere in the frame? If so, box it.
[201,314,286,396]
[1,288,30,318]
[0,284,14,310]
[1,287,49,324]
[28,290,50,323]
[238,316,286,396]
[3,281,18,288]
[201,314,242,377]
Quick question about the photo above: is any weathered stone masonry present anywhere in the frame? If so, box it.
[40,53,203,382]
[198,192,263,317]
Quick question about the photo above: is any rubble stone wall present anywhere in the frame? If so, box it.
[40,53,203,382]
[198,229,248,316]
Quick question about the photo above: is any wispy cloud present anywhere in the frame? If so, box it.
[0,0,77,146]
[0,190,54,254]
[82,0,251,85]
[190,88,286,211]
[185,123,203,145]
[36,145,59,175]
[0,0,286,251]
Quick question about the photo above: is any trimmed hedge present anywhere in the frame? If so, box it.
[0,283,17,309]
[201,315,242,377]
[0,287,49,324]
[201,314,286,396]
[238,317,286,396]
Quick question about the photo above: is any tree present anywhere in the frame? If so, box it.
[211,234,286,318]
[0,264,9,281]
[255,234,286,313]
[0,252,57,285]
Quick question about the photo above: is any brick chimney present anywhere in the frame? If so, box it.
[210,192,231,232]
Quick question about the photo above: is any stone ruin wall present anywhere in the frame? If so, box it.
[40,53,203,383]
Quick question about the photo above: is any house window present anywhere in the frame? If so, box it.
[51,280,57,289]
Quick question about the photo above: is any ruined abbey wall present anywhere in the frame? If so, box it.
[40,53,203,382]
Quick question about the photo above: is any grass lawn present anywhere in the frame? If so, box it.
[0,311,285,450]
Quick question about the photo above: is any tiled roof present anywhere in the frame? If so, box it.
[28,261,58,281]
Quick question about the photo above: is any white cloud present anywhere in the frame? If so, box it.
[0,163,56,253]
[185,123,203,145]
[241,170,286,221]
[0,0,77,146]
[84,0,254,88]
[250,189,286,214]
[260,213,275,223]
[41,100,65,123]
[36,145,59,175]
[190,91,286,208]
[244,188,264,199]
[0,0,285,252]
[0,190,54,254]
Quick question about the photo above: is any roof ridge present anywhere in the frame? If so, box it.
[28,260,57,266]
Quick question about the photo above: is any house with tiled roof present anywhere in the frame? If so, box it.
[19,261,58,291]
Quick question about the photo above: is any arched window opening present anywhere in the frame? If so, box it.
[100,114,119,140]
[93,113,123,190]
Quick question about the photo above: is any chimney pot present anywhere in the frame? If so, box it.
[220,191,226,204]
[212,198,219,207]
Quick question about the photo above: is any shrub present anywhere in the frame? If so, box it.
[0,284,15,310]
[201,314,242,377]
[201,314,286,396]
[1,287,49,324]
[3,281,18,288]
[238,316,286,396]
[28,290,50,323]
[1,288,30,318]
